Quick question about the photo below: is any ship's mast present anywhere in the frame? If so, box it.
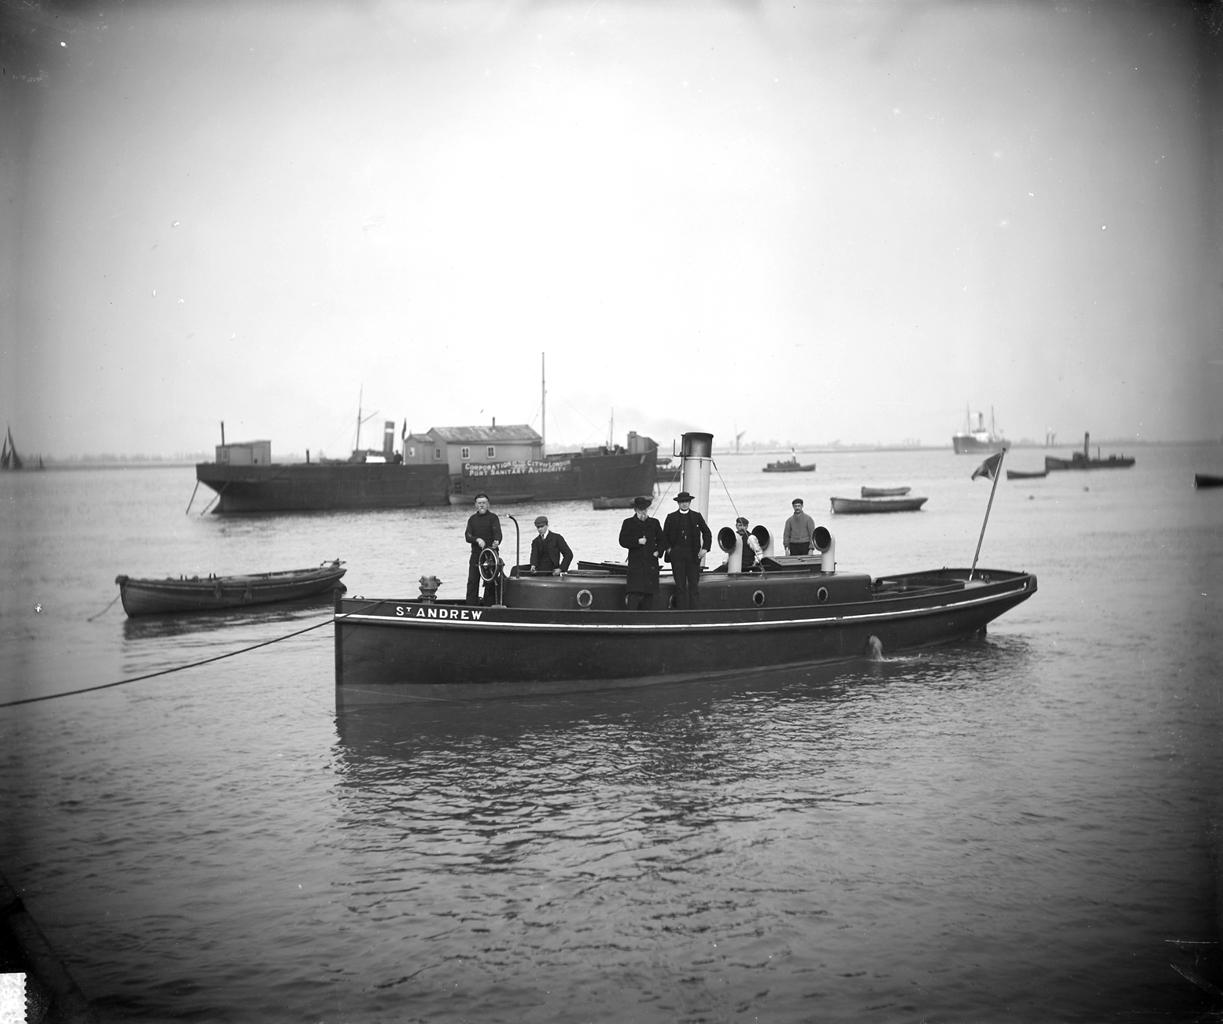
[541,353,546,454]
[353,386,378,452]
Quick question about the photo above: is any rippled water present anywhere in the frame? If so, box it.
[2,445,1221,1021]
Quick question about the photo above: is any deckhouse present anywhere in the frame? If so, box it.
[400,423,543,472]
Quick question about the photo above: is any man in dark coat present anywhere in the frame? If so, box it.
[618,495,664,610]
[464,492,502,605]
[529,515,574,575]
[661,490,712,609]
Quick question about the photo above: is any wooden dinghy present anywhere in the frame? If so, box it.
[830,495,928,514]
[116,560,346,617]
[860,486,911,497]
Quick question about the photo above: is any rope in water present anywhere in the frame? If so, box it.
[86,594,122,622]
[0,614,338,709]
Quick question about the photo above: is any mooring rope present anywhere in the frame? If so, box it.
[86,594,122,622]
[0,610,350,709]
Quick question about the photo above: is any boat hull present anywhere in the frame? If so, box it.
[198,437,657,513]
[952,435,1011,454]
[830,496,928,514]
[448,449,657,505]
[1044,455,1135,471]
[117,562,347,616]
[1195,473,1223,489]
[1006,469,1047,480]
[860,486,911,497]
[195,462,451,513]
[334,566,1036,696]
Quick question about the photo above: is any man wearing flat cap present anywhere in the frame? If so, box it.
[529,515,574,576]
[783,498,816,556]
[618,496,664,609]
[661,491,712,609]
[735,516,765,572]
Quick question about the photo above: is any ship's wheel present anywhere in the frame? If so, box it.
[478,548,500,582]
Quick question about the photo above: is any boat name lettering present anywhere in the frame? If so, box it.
[396,605,486,621]
[464,459,572,477]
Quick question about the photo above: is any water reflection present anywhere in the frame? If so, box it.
[119,593,337,641]
[331,633,1029,759]
[320,637,1126,1024]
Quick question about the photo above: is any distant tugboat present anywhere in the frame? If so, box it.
[762,452,815,473]
[1044,432,1135,471]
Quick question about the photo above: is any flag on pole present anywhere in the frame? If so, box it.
[971,451,1004,481]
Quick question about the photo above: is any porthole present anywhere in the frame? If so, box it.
[576,589,593,609]
[752,589,766,606]
[816,586,830,603]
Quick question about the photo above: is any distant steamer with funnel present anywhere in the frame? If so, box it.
[195,420,656,514]
[952,407,1011,454]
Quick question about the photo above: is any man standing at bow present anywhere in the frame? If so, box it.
[661,490,712,609]
[783,498,816,555]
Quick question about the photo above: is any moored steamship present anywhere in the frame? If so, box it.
[194,420,657,514]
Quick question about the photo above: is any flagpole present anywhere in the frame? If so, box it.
[969,448,1006,581]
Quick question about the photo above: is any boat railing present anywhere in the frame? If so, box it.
[871,575,967,596]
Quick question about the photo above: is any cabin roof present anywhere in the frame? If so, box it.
[426,424,542,444]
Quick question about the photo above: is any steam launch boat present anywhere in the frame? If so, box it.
[194,420,657,514]
[952,407,1011,454]
[334,431,1037,697]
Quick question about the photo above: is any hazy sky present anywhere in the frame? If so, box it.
[2,0,1221,458]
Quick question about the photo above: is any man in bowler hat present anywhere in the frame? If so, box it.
[618,495,664,610]
[661,490,712,609]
